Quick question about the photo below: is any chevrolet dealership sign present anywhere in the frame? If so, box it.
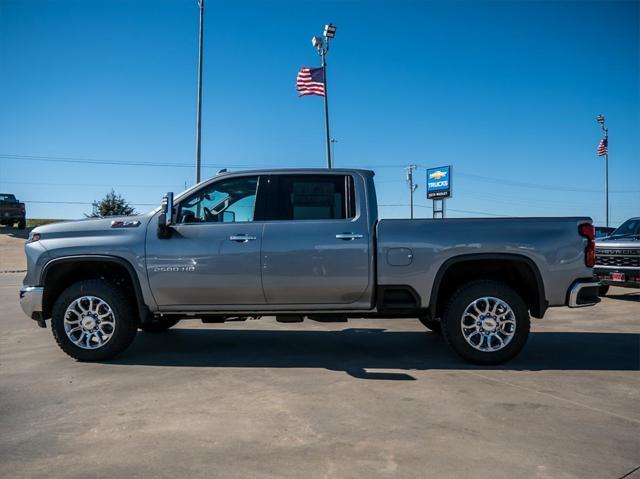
[426,165,452,199]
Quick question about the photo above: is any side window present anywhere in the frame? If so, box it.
[270,175,355,221]
[177,176,258,224]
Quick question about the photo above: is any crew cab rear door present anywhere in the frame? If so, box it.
[260,173,373,308]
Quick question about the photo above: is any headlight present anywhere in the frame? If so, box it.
[27,233,41,243]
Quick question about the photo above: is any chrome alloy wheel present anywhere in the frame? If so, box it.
[63,296,116,350]
[460,296,516,352]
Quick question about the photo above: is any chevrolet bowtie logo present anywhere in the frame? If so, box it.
[429,170,448,180]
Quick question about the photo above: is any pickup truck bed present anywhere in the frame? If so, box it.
[377,217,592,314]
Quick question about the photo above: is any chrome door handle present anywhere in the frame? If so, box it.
[229,234,257,242]
[335,233,364,241]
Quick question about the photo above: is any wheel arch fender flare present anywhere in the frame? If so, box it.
[428,253,548,319]
[40,254,150,323]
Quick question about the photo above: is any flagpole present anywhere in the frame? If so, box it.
[605,128,609,227]
[195,0,204,184]
[597,115,609,227]
[322,51,332,169]
[310,25,336,169]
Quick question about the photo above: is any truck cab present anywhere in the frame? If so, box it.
[148,170,375,310]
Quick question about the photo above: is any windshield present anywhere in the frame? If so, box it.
[609,218,640,238]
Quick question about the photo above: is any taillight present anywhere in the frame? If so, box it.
[579,223,595,267]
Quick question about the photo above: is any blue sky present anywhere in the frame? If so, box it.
[0,0,638,224]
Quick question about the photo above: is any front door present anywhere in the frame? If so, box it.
[146,175,266,307]
[260,173,372,308]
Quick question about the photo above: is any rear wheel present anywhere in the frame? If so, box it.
[51,279,138,361]
[441,280,530,365]
[140,317,180,333]
[598,285,610,296]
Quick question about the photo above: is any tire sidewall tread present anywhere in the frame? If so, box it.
[51,279,138,361]
[441,280,530,365]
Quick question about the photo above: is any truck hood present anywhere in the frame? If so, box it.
[596,237,639,249]
[31,214,153,237]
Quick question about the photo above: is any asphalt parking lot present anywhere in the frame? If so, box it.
[1,272,639,479]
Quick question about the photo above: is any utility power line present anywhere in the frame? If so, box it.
[1,180,180,188]
[378,204,506,217]
[22,200,156,206]
[0,154,249,170]
[3,153,639,194]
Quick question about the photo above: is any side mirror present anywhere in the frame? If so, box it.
[157,192,174,239]
[222,211,236,223]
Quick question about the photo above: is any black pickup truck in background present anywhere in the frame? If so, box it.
[0,193,26,229]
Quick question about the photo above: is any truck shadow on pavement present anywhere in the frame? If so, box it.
[112,328,640,380]
[605,292,640,302]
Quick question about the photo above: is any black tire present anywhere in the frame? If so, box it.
[598,285,610,296]
[51,279,138,361]
[139,317,180,333]
[418,317,442,334]
[441,280,530,365]
[17,219,26,230]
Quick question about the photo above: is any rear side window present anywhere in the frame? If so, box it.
[269,175,355,221]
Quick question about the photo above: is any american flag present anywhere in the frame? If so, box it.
[597,137,608,156]
[296,67,325,97]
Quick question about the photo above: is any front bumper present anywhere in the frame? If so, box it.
[567,280,600,308]
[19,286,44,322]
[594,267,640,289]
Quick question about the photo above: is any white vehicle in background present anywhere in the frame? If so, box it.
[594,217,640,296]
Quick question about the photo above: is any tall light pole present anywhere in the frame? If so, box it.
[312,24,336,168]
[195,0,205,184]
[596,114,609,226]
[405,164,418,219]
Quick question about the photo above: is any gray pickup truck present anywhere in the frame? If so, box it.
[20,168,600,364]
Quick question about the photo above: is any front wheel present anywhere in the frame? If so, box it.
[441,280,530,365]
[51,279,138,361]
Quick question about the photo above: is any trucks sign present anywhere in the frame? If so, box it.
[426,166,452,199]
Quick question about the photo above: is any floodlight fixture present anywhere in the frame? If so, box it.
[596,114,605,125]
[324,23,336,38]
[312,36,323,49]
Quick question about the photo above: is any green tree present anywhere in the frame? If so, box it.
[87,189,136,218]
